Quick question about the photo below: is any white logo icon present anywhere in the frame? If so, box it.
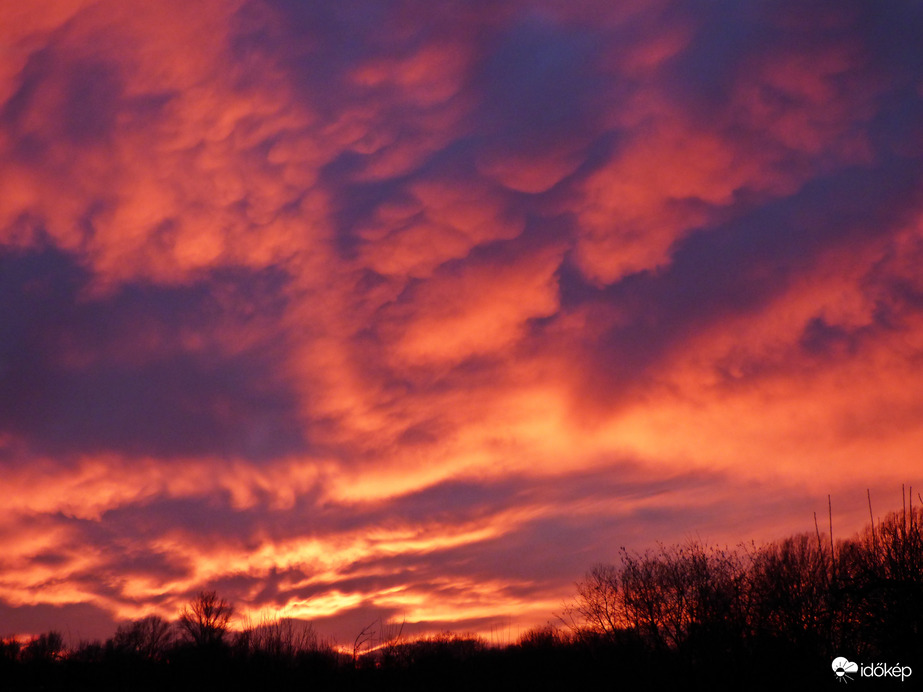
[833,657,859,683]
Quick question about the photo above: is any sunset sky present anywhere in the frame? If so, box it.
[2,0,923,644]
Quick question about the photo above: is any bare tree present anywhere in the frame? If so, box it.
[563,543,752,651]
[110,615,174,659]
[21,631,65,662]
[749,533,833,650]
[620,542,751,649]
[618,550,668,646]
[562,563,622,639]
[0,636,22,662]
[352,620,376,665]
[839,503,923,657]
[179,591,234,647]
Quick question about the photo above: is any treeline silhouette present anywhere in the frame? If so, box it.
[2,498,921,690]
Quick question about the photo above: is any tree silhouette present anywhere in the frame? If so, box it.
[0,637,21,663]
[839,504,923,658]
[178,591,233,648]
[0,493,919,691]
[562,563,621,639]
[21,631,64,662]
[110,615,174,659]
[749,533,833,652]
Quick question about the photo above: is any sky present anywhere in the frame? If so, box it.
[2,0,923,645]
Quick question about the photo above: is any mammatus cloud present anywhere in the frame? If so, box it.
[1,0,922,643]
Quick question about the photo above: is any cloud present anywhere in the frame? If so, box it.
[1,0,923,644]
[471,14,607,193]
[0,244,305,460]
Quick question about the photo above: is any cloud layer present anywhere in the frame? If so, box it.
[2,0,923,643]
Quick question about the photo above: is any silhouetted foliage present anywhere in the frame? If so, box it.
[749,533,832,651]
[838,505,923,659]
[518,624,570,649]
[558,497,923,689]
[562,562,621,639]
[236,615,318,659]
[110,614,174,660]
[564,543,752,653]
[21,630,65,662]
[0,636,22,662]
[178,590,233,648]
[1,496,920,691]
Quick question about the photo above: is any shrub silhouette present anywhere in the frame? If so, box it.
[235,615,318,661]
[518,624,570,649]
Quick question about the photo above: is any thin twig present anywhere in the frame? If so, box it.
[814,511,822,551]
[868,488,876,552]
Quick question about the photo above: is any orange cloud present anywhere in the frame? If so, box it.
[385,248,562,365]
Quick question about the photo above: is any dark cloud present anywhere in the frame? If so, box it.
[474,15,603,148]
[232,0,400,115]
[798,317,858,359]
[0,245,305,461]
[561,156,923,402]
[90,498,262,547]
[2,43,172,162]
[666,0,906,113]
[663,0,761,105]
